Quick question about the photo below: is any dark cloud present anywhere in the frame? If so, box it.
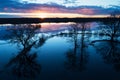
[0,0,120,15]
[0,0,24,12]
[0,0,20,8]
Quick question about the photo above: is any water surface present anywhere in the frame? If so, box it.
[0,22,120,80]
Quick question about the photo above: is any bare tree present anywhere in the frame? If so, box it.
[110,10,120,18]
[98,10,120,42]
[65,23,89,72]
[0,24,48,79]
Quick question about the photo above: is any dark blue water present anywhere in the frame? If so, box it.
[0,23,120,80]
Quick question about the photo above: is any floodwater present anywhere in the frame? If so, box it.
[0,22,120,80]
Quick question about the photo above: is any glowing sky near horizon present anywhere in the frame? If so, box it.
[0,0,120,18]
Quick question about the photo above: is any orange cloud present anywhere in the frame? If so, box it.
[74,8,95,15]
[79,8,95,15]
[1,5,109,18]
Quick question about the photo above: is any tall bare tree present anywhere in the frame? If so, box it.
[99,10,120,42]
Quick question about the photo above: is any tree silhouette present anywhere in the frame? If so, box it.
[64,23,89,72]
[1,24,47,79]
[110,10,120,18]
[98,10,120,42]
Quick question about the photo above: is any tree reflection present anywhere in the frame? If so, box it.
[92,41,120,71]
[65,23,89,72]
[3,24,47,79]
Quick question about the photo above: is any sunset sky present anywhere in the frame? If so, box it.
[0,0,120,18]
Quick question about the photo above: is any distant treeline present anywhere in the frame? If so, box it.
[0,18,120,24]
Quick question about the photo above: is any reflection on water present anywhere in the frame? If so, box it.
[92,41,120,72]
[0,22,120,80]
[0,24,47,80]
[64,23,89,72]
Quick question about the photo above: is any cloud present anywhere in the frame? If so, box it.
[0,0,120,16]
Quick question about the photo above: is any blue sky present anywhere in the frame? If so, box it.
[0,0,120,17]
[20,0,119,7]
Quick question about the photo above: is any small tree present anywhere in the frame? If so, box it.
[100,10,120,41]
[110,10,120,18]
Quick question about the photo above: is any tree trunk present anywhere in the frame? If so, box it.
[111,33,115,42]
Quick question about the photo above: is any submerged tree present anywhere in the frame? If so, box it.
[65,23,89,72]
[99,10,120,42]
[102,20,120,41]
[1,24,47,79]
